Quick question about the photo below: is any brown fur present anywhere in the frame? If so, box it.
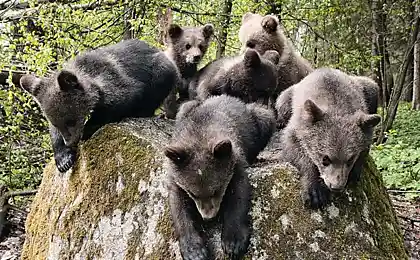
[239,12,313,95]
[162,24,214,119]
[278,68,380,209]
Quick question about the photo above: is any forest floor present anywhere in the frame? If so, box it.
[390,193,420,260]
[0,193,419,260]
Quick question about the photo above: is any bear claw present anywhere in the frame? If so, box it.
[55,149,76,173]
[303,181,331,209]
[222,227,250,259]
[179,237,208,260]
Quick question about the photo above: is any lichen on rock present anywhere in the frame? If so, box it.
[21,119,408,260]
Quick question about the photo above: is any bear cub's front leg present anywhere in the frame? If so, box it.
[50,125,77,173]
[221,168,251,259]
[169,184,208,260]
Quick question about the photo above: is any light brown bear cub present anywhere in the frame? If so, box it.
[239,12,313,101]
[278,68,380,209]
[275,74,379,129]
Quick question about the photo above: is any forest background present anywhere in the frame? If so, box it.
[0,0,419,199]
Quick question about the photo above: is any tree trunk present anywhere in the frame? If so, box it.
[21,119,408,260]
[267,0,281,17]
[156,7,172,47]
[378,14,420,143]
[403,60,414,102]
[412,4,420,110]
[216,0,232,59]
[123,6,137,40]
[371,0,390,106]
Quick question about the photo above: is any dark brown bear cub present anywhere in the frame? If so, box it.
[164,95,275,259]
[163,23,214,119]
[189,48,279,106]
[20,39,179,173]
[278,68,380,209]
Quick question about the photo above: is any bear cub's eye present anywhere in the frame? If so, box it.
[322,155,331,167]
[347,155,356,165]
[185,44,192,50]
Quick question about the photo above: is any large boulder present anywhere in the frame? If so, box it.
[21,119,408,260]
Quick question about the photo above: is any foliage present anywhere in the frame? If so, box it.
[371,103,420,198]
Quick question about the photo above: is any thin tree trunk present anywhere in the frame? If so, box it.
[314,34,318,66]
[412,3,420,109]
[156,7,172,46]
[267,0,281,16]
[377,14,420,143]
[216,0,233,59]
[123,6,137,40]
[371,0,388,106]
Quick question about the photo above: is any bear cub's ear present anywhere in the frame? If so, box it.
[244,48,261,68]
[57,70,82,92]
[261,15,279,33]
[212,139,232,159]
[353,111,381,130]
[20,74,41,95]
[202,24,214,39]
[303,99,324,124]
[262,50,280,65]
[242,12,254,24]
[167,24,183,39]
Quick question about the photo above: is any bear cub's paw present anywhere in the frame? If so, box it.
[303,180,331,210]
[55,147,76,173]
[222,224,250,259]
[179,234,208,260]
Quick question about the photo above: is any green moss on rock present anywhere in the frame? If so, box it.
[245,158,407,260]
[21,119,408,260]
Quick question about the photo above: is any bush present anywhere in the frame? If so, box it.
[371,103,420,198]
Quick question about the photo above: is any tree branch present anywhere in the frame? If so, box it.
[1,0,121,22]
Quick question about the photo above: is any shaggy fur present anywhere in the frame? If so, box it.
[20,39,179,173]
[164,95,275,259]
[278,68,380,209]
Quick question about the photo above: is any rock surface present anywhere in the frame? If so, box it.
[21,118,408,260]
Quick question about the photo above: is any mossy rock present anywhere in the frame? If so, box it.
[21,119,408,260]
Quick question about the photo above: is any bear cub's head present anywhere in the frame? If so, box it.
[20,71,93,147]
[239,12,285,56]
[206,48,279,104]
[165,137,236,220]
[166,23,214,66]
[299,99,381,191]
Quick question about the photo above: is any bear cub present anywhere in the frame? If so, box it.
[275,74,379,129]
[163,23,214,119]
[190,48,279,106]
[20,39,179,173]
[164,95,275,259]
[278,68,380,209]
[239,12,313,97]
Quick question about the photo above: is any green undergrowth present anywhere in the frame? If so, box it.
[371,102,420,199]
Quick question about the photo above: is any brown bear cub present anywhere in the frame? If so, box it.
[239,12,313,98]
[278,68,380,209]
[189,48,279,106]
[20,39,180,173]
[163,23,214,119]
[275,74,379,129]
[164,95,275,259]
